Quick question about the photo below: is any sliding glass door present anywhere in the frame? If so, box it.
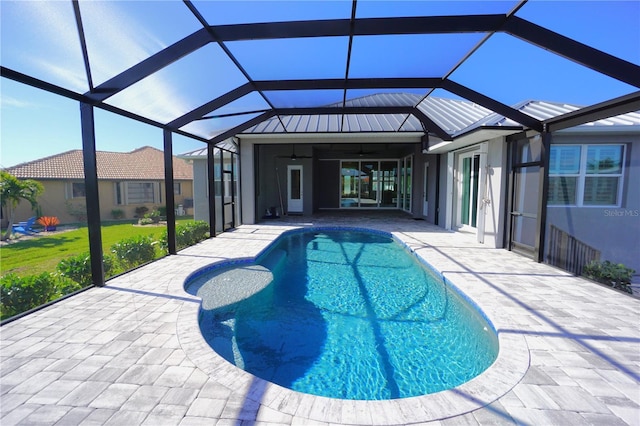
[359,161,377,207]
[379,161,398,208]
[458,152,480,228]
[341,161,360,207]
[341,160,399,208]
[400,155,412,212]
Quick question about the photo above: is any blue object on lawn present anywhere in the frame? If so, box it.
[12,216,38,235]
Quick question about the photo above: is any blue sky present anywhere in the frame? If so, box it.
[1,0,639,168]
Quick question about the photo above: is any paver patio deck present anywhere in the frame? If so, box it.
[1,212,638,425]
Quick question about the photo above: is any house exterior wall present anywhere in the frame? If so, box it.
[315,160,341,209]
[12,180,73,224]
[545,132,639,274]
[11,179,193,225]
[253,144,313,218]
[191,159,209,223]
[417,153,439,223]
[241,140,256,225]
[437,153,449,228]
[408,144,422,218]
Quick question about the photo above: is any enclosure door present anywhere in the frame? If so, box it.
[509,165,540,256]
[287,165,303,213]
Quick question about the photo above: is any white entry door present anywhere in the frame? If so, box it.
[287,165,303,214]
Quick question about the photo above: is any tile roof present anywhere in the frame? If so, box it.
[5,146,193,180]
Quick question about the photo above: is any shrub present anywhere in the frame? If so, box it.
[583,260,635,294]
[157,206,167,217]
[138,217,154,225]
[134,206,149,218]
[111,209,125,220]
[57,252,115,287]
[37,216,60,231]
[0,273,71,319]
[160,221,209,252]
[111,235,157,269]
[65,201,87,222]
[144,210,161,223]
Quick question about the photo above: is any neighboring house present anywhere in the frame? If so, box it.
[183,93,640,275]
[4,146,194,225]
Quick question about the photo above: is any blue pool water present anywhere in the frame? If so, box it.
[187,229,498,400]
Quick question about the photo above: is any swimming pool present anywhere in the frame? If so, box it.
[186,228,499,400]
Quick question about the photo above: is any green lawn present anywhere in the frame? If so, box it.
[1,219,194,277]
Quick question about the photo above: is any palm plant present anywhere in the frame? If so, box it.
[1,170,44,240]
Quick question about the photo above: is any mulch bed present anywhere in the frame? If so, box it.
[0,226,78,246]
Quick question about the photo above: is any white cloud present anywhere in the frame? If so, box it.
[0,96,38,109]
[4,0,192,121]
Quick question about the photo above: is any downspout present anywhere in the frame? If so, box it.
[434,154,440,226]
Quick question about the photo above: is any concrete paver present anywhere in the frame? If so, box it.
[1,212,638,425]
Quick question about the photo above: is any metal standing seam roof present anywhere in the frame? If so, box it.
[240,93,640,138]
[475,100,640,130]
[6,146,193,180]
[244,93,494,135]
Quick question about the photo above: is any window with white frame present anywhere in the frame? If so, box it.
[548,144,625,206]
[128,182,156,204]
[114,182,158,205]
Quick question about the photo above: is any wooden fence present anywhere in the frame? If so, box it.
[547,225,601,276]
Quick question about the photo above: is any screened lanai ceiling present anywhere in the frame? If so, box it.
[2,0,639,152]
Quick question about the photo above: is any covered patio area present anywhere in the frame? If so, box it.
[1,213,638,425]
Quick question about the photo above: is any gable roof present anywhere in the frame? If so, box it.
[243,93,494,135]
[5,146,193,181]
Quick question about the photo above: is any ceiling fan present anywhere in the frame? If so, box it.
[347,144,380,156]
[277,144,312,160]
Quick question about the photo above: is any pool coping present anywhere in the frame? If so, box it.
[175,225,530,425]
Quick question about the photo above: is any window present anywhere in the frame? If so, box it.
[173,182,181,195]
[114,182,158,205]
[549,144,624,207]
[127,182,156,204]
[115,182,123,205]
[71,182,86,198]
[66,182,85,199]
